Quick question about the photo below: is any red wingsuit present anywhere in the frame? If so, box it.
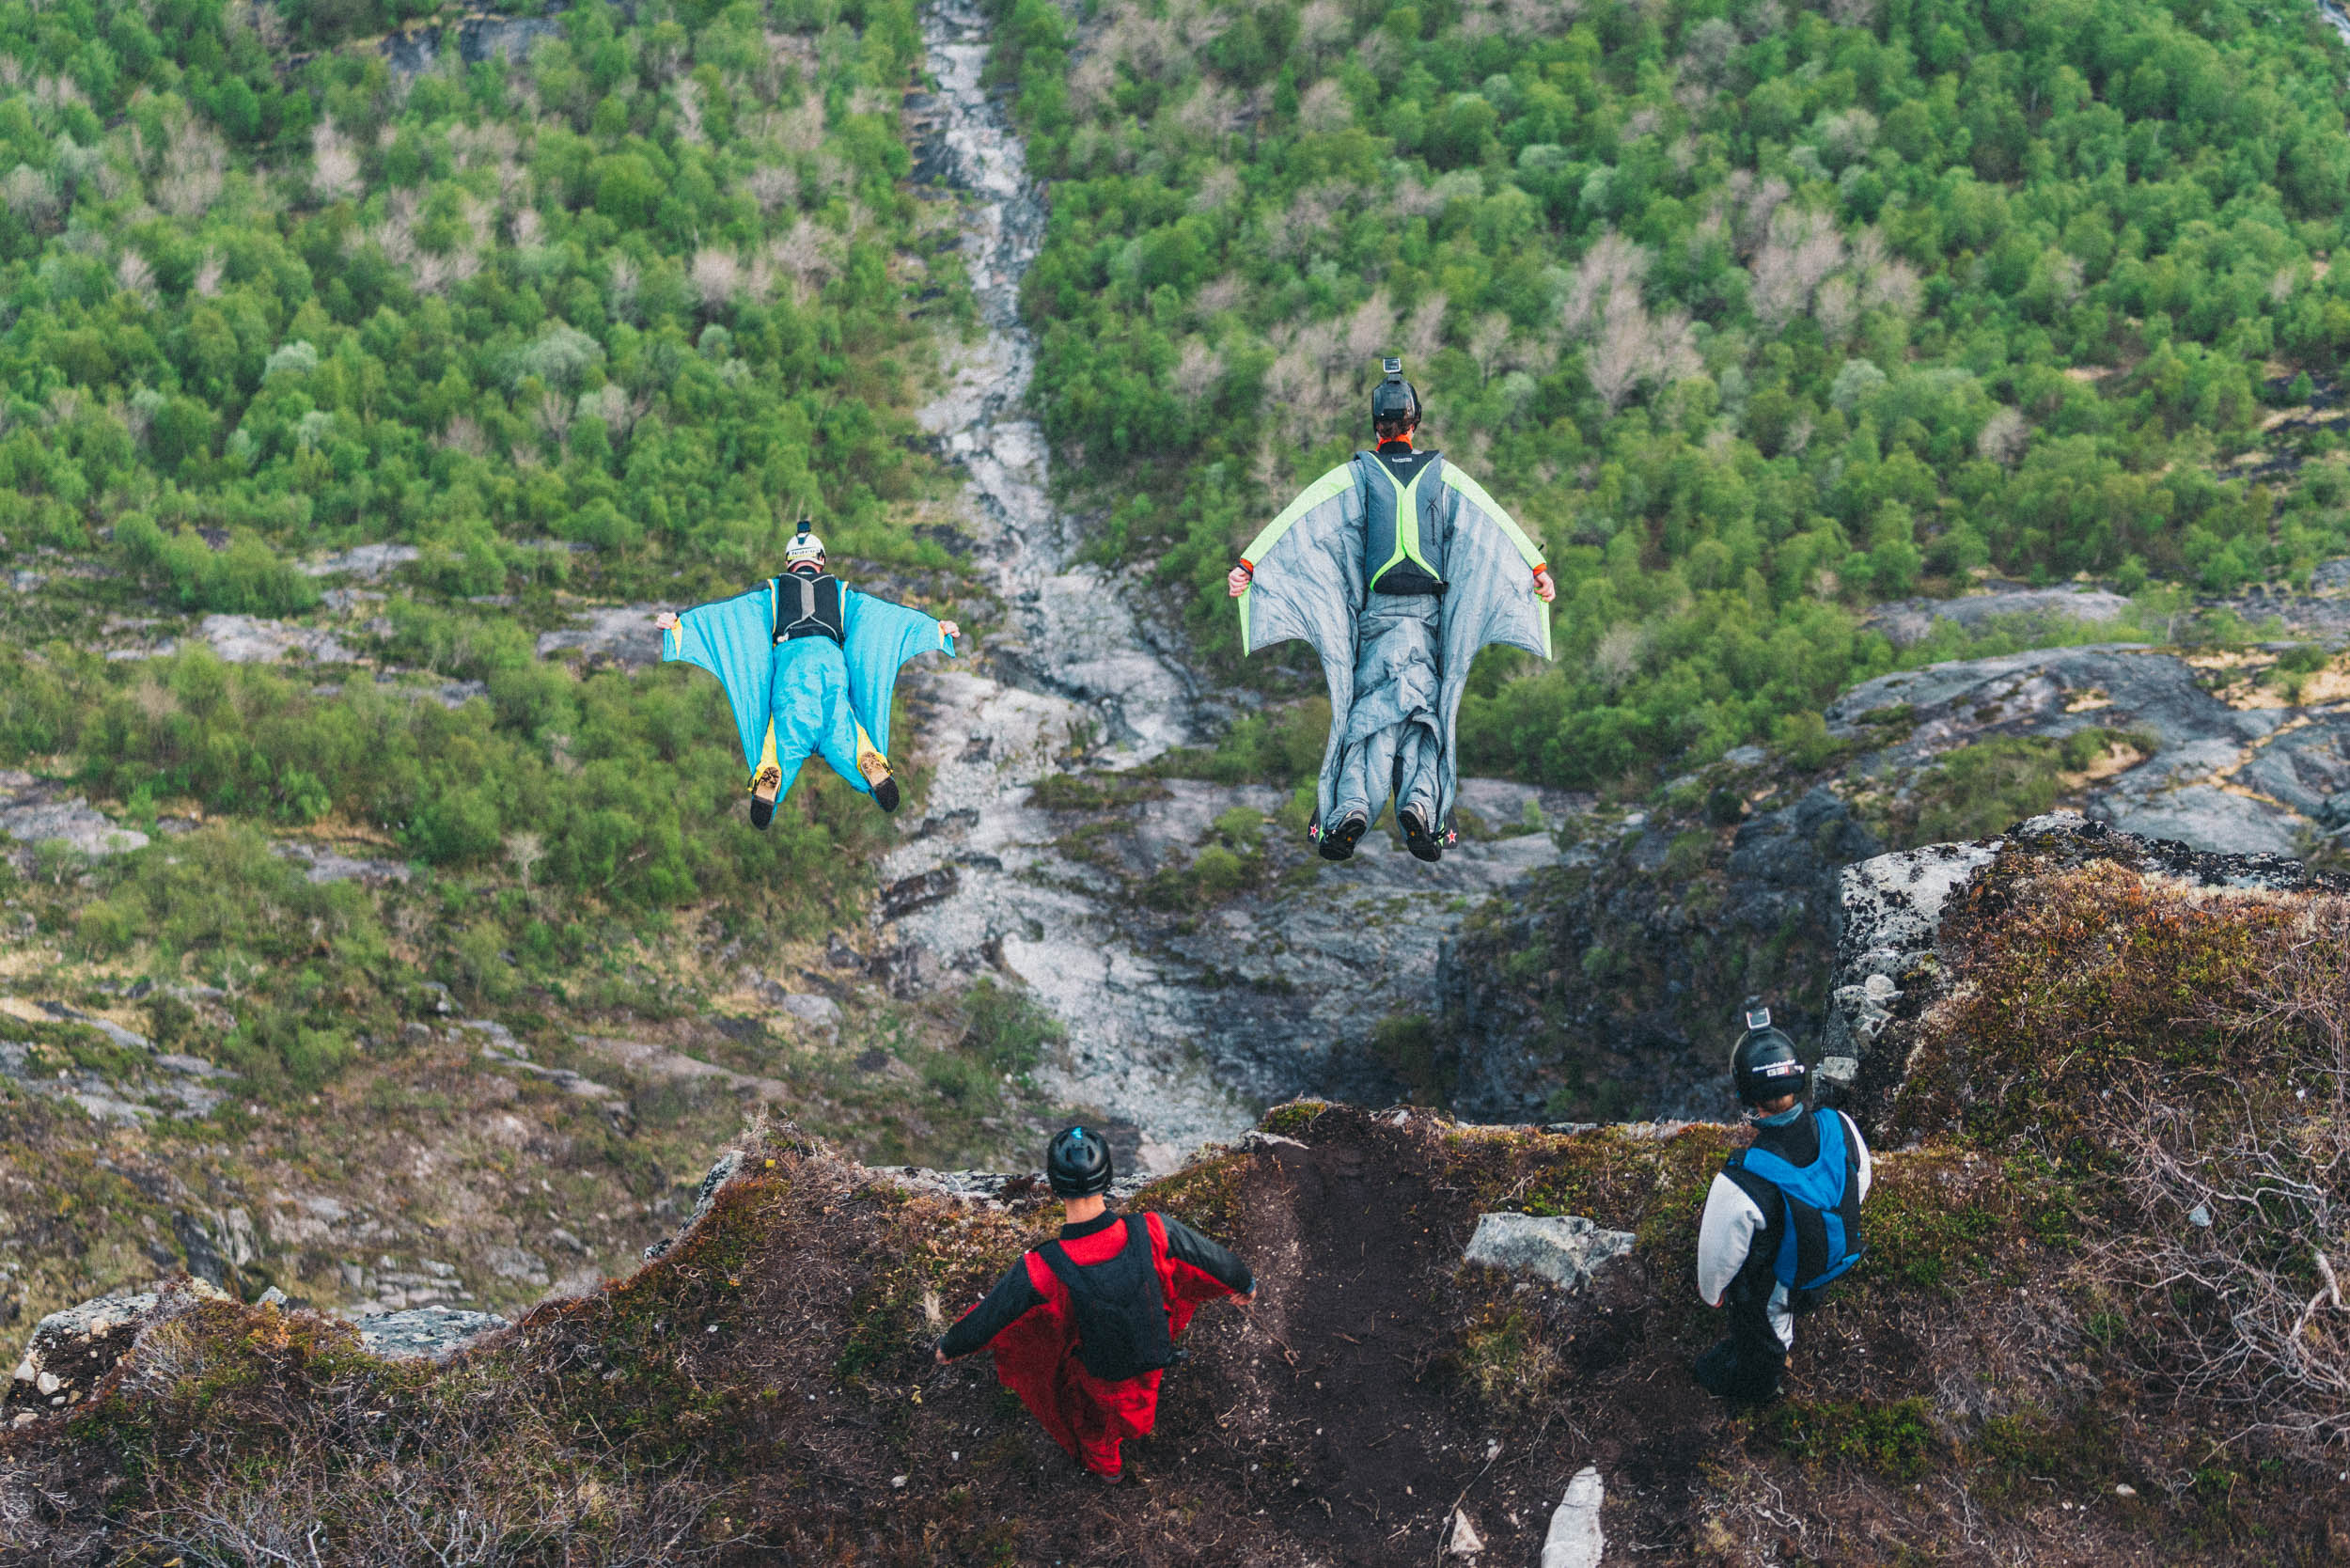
[937,1209,1254,1479]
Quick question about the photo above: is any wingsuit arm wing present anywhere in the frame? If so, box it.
[1431,467,1553,825]
[1438,463,1551,662]
[937,1254,1047,1357]
[839,586,956,764]
[1236,463,1365,793]
[661,583,779,781]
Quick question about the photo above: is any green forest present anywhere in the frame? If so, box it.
[0,0,985,1099]
[986,0,2350,786]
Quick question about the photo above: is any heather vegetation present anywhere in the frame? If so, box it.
[15,831,2350,1562]
[990,0,2350,787]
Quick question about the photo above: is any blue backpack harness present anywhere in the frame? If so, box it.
[1725,1108,1865,1302]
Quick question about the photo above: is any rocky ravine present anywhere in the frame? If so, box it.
[875,0,1583,1171]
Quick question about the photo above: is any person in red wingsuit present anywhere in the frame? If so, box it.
[933,1125,1257,1484]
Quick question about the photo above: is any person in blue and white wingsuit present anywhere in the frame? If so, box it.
[1693,1002,1872,1403]
[653,522,958,828]
[1226,358,1556,864]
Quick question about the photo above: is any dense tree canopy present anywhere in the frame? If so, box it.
[989,0,2350,786]
[0,0,940,601]
[0,0,954,1062]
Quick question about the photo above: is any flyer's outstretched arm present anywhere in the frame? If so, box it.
[657,585,780,783]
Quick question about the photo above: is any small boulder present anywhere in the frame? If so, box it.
[1542,1466,1606,1568]
[1446,1507,1484,1556]
[1463,1214,1635,1293]
[773,993,843,1033]
[353,1306,509,1361]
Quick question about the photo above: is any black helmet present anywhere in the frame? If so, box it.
[1731,1001,1809,1108]
[1371,356,1420,432]
[1046,1125,1114,1197]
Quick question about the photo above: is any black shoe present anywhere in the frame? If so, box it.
[1400,809,1442,863]
[870,775,900,813]
[749,794,776,831]
[1693,1338,1784,1404]
[1319,813,1368,861]
[1692,1339,1740,1397]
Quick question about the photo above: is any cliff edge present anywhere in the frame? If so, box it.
[6,819,2348,1564]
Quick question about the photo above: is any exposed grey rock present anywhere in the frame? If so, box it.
[2102,786,2305,856]
[352,1306,509,1361]
[1825,811,2340,1133]
[1462,1213,1636,1293]
[198,614,356,665]
[274,840,414,886]
[0,1024,232,1121]
[465,1021,620,1100]
[535,605,666,668]
[34,1001,150,1052]
[7,1293,156,1420]
[302,542,419,579]
[644,1151,744,1261]
[1826,644,2350,858]
[380,14,560,74]
[1869,586,2132,647]
[876,1166,1151,1205]
[772,993,842,1031]
[1541,1466,1606,1568]
[6,1283,229,1422]
[1820,837,2001,1088]
[575,1035,787,1101]
[484,1246,549,1286]
[0,778,149,859]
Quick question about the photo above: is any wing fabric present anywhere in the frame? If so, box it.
[841,586,955,764]
[662,583,777,778]
[1237,463,1366,812]
[1433,464,1553,823]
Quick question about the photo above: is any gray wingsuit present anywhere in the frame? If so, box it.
[1238,446,1552,843]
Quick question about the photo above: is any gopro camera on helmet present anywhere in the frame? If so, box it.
[1371,356,1421,433]
[1731,996,1809,1109]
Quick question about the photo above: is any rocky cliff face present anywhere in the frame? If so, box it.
[1827,643,2350,857]
[1437,638,2350,1126]
[1820,809,2343,1137]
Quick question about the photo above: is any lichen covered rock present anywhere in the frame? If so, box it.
[1461,1213,1635,1293]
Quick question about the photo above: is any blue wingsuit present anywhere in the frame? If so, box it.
[661,575,956,803]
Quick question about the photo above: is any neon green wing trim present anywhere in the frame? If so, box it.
[1443,464,1552,658]
[1441,465,1546,569]
[1238,463,1356,655]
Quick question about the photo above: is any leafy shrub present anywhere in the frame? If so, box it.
[1907,728,2148,845]
[959,978,1064,1077]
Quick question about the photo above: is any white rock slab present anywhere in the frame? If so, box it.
[1542,1466,1606,1568]
[1463,1214,1635,1292]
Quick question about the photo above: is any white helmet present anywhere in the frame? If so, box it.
[785,520,825,567]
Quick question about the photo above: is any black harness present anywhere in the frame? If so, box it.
[773,572,844,645]
[1038,1215,1176,1382]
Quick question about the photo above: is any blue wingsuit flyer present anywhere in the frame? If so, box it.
[655,521,959,827]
